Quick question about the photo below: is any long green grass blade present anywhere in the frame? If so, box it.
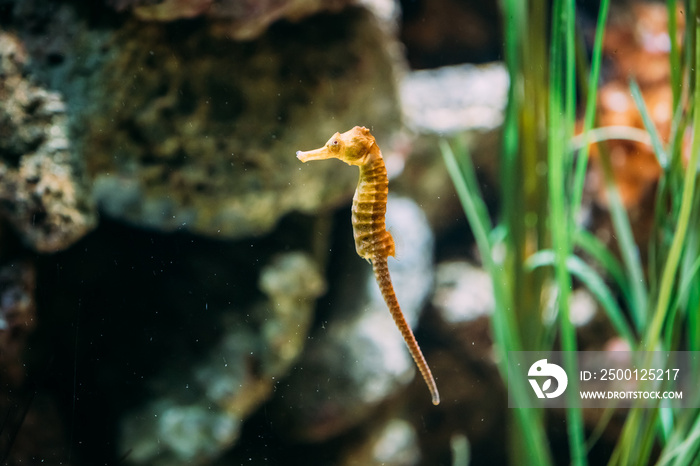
[439,139,493,264]
[657,409,700,466]
[596,145,648,330]
[574,230,633,307]
[440,139,520,355]
[525,250,636,346]
[646,21,700,352]
[548,0,586,464]
[667,0,681,108]
[441,139,552,466]
[571,0,611,219]
[629,79,669,168]
[664,253,700,348]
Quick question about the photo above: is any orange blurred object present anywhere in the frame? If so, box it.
[587,3,681,209]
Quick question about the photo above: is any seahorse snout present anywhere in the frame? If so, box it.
[296,147,333,162]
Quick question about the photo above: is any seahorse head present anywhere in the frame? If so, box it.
[296,126,377,166]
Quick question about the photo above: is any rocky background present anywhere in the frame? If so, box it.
[0,0,650,464]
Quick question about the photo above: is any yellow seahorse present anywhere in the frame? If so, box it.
[296,126,440,405]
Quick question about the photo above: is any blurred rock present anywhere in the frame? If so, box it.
[339,418,421,466]
[108,0,399,42]
[7,2,404,240]
[393,63,504,233]
[0,1,521,465]
[272,196,434,442]
[431,261,494,361]
[0,258,68,463]
[0,260,36,386]
[121,400,239,465]
[400,63,508,134]
[0,32,96,252]
[367,419,420,466]
[87,8,402,238]
[0,392,70,464]
[119,251,325,465]
[111,0,354,40]
[399,0,501,68]
[432,260,493,323]
[258,253,326,379]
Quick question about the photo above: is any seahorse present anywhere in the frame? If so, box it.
[296,126,440,405]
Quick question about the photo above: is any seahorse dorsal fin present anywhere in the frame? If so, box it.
[387,227,399,260]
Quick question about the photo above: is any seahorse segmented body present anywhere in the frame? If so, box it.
[297,126,440,405]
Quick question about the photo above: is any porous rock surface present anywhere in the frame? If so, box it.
[0,31,96,252]
[4,1,402,244]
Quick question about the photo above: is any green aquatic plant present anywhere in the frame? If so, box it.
[443,0,700,464]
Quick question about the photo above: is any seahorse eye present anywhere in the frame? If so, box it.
[327,139,340,151]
